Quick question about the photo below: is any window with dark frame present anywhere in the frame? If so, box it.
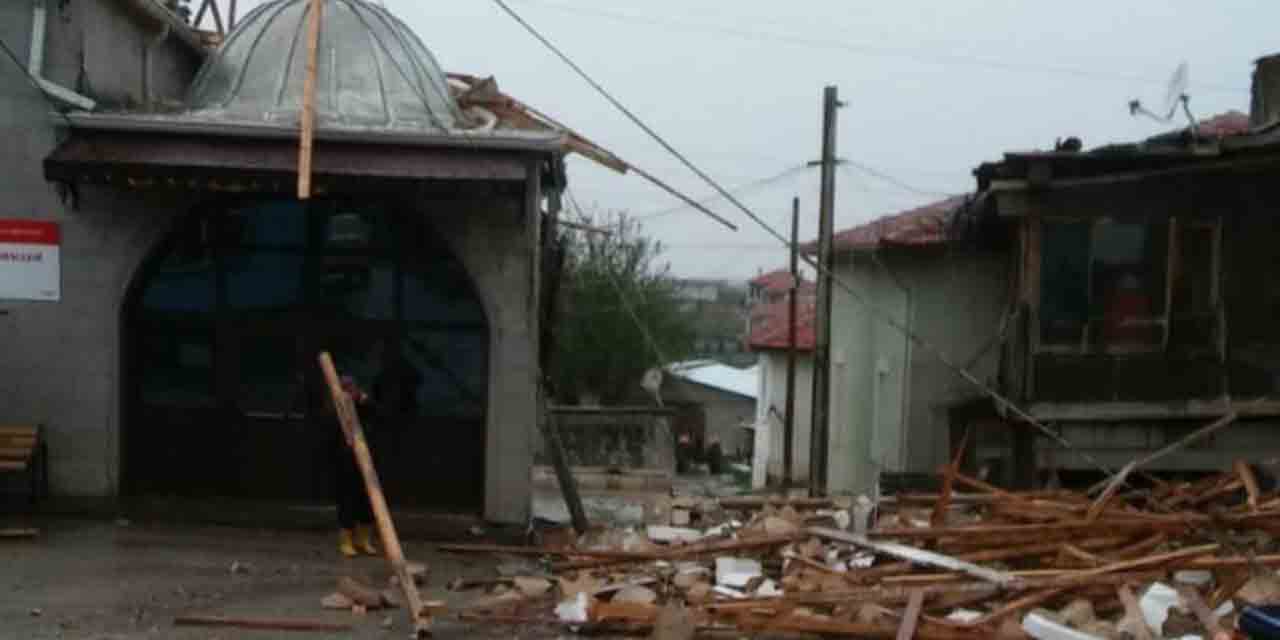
[1038,217,1216,354]
[133,199,489,419]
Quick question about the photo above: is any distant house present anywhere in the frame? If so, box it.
[663,360,758,460]
[672,278,752,366]
[805,53,1280,494]
[805,196,1008,494]
[746,286,816,487]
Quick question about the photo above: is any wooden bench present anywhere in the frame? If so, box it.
[0,425,49,505]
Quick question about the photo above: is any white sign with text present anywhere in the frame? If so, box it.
[0,220,61,302]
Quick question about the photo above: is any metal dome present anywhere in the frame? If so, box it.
[187,0,462,131]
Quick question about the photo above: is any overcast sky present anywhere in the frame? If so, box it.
[225,0,1273,280]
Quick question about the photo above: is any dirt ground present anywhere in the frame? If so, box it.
[0,517,566,640]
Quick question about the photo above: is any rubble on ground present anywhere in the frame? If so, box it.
[440,463,1280,638]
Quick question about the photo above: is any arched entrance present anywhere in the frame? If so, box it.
[123,198,489,511]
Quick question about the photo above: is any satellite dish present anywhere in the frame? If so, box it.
[1129,61,1197,129]
[1163,62,1190,117]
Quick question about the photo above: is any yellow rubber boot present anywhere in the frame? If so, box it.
[338,529,358,558]
[355,524,379,556]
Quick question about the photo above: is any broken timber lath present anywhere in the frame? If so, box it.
[318,352,431,638]
[296,0,322,200]
[439,445,1280,640]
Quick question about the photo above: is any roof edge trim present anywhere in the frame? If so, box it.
[59,112,568,153]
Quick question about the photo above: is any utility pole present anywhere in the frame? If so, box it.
[784,197,799,488]
[810,86,840,497]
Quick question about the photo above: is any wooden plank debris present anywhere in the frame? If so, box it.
[174,615,351,632]
[809,526,1019,587]
[931,427,970,528]
[541,408,590,535]
[1237,459,1262,512]
[318,352,431,638]
[296,0,322,200]
[337,577,384,610]
[0,528,38,539]
[896,589,925,640]
[444,456,1280,640]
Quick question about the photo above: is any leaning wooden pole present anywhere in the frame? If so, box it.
[296,0,322,200]
[784,196,799,488]
[318,352,431,638]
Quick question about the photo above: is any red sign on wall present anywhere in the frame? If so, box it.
[0,219,61,301]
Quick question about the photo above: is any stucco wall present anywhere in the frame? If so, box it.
[826,249,1007,495]
[427,193,539,525]
[0,3,539,524]
[0,0,199,499]
[755,351,814,483]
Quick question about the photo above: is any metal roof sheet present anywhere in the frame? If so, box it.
[667,360,758,399]
[187,0,462,131]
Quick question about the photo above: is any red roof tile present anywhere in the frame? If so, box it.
[1193,110,1250,138]
[803,195,967,254]
[750,268,797,293]
[747,299,815,352]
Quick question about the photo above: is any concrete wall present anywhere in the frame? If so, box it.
[826,249,1008,495]
[428,193,540,525]
[755,350,814,483]
[0,3,540,524]
[0,0,200,500]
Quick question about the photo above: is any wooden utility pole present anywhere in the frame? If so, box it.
[810,86,840,497]
[783,196,799,487]
[297,0,322,200]
[318,352,432,638]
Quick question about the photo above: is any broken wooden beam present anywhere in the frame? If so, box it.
[1087,412,1239,497]
[337,576,384,610]
[931,427,970,529]
[540,408,589,535]
[174,615,352,632]
[896,590,925,640]
[296,0,322,199]
[319,352,430,638]
[809,526,1019,587]
[1117,584,1155,640]
[1237,460,1262,512]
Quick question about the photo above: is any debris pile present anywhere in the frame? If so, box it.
[443,464,1280,639]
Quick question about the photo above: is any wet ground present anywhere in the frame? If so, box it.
[0,471,747,639]
[0,517,565,640]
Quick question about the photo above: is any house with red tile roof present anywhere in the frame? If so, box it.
[798,60,1280,498]
[745,275,816,486]
[803,194,1009,496]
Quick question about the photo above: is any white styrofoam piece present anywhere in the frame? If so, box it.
[555,592,590,623]
[712,585,747,599]
[946,609,983,623]
[754,579,783,597]
[1022,611,1105,640]
[715,557,763,588]
[1139,582,1179,631]
[646,525,703,544]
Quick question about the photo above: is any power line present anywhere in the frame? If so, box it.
[840,161,962,199]
[638,163,812,220]
[494,0,1138,485]
[509,0,1248,95]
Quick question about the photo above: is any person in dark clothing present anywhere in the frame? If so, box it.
[329,374,379,558]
